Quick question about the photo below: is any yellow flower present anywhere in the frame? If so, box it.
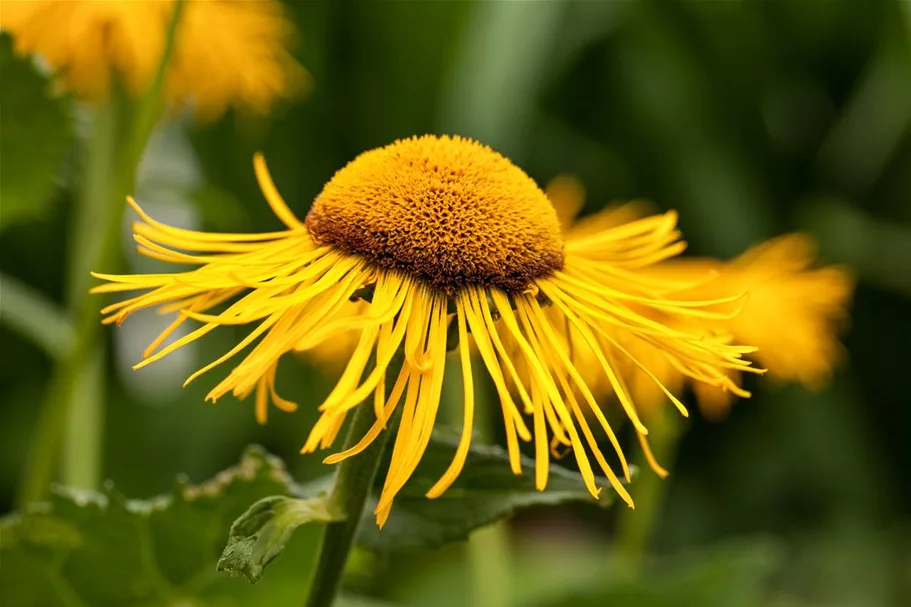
[546,177,854,423]
[654,236,854,418]
[0,0,307,117]
[92,135,758,525]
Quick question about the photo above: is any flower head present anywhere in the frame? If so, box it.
[0,0,307,117]
[307,136,565,293]
[92,135,758,525]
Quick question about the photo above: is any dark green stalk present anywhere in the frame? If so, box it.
[304,354,404,607]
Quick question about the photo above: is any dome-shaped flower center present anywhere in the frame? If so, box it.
[306,135,565,292]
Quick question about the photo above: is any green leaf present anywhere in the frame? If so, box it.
[0,33,73,230]
[389,537,782,607]
[214,432,623,586]
[529,539,784,607]
[0,445,323,607]
[438,0,569,158]
[0,273,74,358]
[218,494,341,583]
[358,432,623,553]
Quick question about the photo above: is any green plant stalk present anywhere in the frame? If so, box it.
[469,509,512,607]
[60,89,129,489]
[615,407,685,572]
[462,356,512,607]
[305,354,405,607]
[16,0,185,506]
[17,96,125,503]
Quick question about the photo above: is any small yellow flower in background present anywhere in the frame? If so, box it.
[92,135,759,525]
[0,0,308,118]
[546,175,854,425]
[658,236,855,419]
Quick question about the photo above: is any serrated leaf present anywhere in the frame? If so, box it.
[0,445,322,607]
[215,432,624,586]
[0,33,73,230]
[357,432,623,553]
[218,494,342,583]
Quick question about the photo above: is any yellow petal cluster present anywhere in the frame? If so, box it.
[546,176,854,422]
[0,0,307,118]
[646,236,854,418]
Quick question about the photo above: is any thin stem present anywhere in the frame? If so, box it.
[459,354,512,607]
[469,520,512,607]
[614,407,684,572]
[304,355,405,607]
[16,0,185,505]
[59,90,125,490]
[62,349,105,487]
[18,94,124,503]
[16,358,75,506]
[124,0,185,173]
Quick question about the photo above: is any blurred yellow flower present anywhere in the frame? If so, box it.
[0,0,308,118]
[92,135,758,525]
[654,236,855,419]
[546,176,854,424]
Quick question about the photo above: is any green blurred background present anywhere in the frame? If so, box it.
[2,1,910,605]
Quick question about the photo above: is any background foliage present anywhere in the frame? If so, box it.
[2,1,910,605]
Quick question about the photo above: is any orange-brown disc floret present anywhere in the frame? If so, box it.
[306,135,565,293]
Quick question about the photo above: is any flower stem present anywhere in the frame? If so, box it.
[468,513,512,607]
[615,408,684,572]
[304,355,404,607]
[16,0,185,506]
[17,93,125,503]
[462,358,512,607]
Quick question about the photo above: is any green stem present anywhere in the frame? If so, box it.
[123,0,185,174]
[460,355,512,607]
[305,356,405,607]
[16,0,185,506]
[62,347,105,488]
[469,522,512,607]
[17,95,124,504]
[16,359,75,506]
[615,408,684,573]
[60,91,126,490]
